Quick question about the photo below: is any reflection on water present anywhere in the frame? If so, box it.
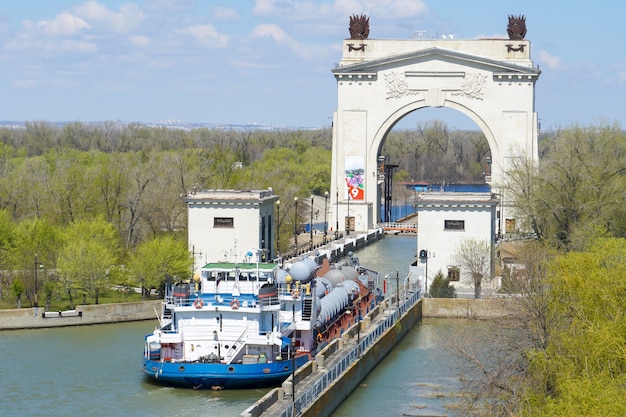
[331,318,469,417]
[0,236,477,417]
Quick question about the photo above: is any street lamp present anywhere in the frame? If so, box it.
[395,269,400,307]
[34,254,43,308]
[323,191,329,244]
[276,200,280,256]
[34,254,39,307]
[309,194,314,250]
[294,196,298,255]
[419,249,428,297]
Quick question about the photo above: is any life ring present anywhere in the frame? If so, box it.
[230,299,240,310]
[316,333,323,342]
[291,290,300,298]
[194,299,204,309]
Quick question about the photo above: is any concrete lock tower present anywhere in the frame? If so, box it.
[330,14,540,233]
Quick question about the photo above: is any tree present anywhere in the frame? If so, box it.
[453,237,492,299]
[11,278,25,308]
[505,122,626,250]
[57,217,119,305]
[428,271,455,298]
[522,237,626,416]
[128,234,192,299]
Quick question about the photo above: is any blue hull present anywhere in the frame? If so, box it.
[141,355,310,389]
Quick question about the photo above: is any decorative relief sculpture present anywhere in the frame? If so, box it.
[385,71,487,100]
[450,73,488,100]
[385,72,415,99]
[507,15,526,40]
[349,14,369,40]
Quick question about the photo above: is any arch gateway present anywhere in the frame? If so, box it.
[330,16,541,234]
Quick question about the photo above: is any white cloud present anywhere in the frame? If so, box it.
[253,0,276,16]
[252,23,326,59]
[619,71,626,86]
[130,35,151,47]
[72,1,145,33]
[211,6,240,21]
[36,12,91,36]
[253,0,427,20]
[253,24,292,43]
[14,79,37,88]
[538,50,562,70]
[181,24,229,48]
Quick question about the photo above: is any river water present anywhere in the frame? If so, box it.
[0,235,469,417]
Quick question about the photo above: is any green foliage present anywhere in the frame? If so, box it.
[56,217,120,304]
[520,237,626,416]
[428,271,455,298]
[128,234,192,298]
[10,278,24,297]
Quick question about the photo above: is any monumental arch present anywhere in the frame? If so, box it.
[330,21,541,233]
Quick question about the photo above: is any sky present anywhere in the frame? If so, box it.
[0,0,624,131]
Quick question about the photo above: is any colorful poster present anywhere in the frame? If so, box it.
[345,156,364,200]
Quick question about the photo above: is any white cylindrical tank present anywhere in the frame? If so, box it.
[314,277,332,298]
[289,258,318,283]
[315,286,350,328]
[323,269,347,286]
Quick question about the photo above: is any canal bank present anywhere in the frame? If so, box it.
[0,228,386,331]
[242,297,518,417]
[0,300,162,330]
[243,289,423,417]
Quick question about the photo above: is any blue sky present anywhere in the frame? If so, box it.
[0,1,624,130]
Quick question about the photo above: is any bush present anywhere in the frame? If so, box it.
[428,271,455,298]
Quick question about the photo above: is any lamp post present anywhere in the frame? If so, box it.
[395,269,400,307]
[335,188,339,239]
[323,191,329,244]
[34,254,39,307]
[419,249,428,297]
[294,196,298,255]
[276,200,280,256]
[309,194,314,250]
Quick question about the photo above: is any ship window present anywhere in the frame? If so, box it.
[228,366,235,372]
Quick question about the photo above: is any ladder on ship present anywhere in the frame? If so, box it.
[302,298,313,320]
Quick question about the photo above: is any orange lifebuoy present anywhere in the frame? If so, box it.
[194,298,204,309]
[230,299,240,309]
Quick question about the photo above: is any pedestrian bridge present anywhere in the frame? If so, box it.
[379,222,417,233]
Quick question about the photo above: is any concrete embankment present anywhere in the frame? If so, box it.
[245,297,518,417]
[0,300,162,330]
[244,292,423,417]
[423,297,518,319]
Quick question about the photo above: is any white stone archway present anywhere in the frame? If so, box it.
[330,37,541,233]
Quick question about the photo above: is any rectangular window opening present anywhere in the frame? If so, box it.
[444,220,465,230]
[214,217,234,228]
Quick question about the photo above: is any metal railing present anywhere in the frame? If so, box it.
[277,289,421,417]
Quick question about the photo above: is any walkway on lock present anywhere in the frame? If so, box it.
[243,289,421,417]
